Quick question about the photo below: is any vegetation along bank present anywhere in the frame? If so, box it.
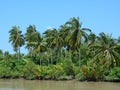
[0,17,120,81]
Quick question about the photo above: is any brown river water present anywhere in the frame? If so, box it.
[0,79,120,90]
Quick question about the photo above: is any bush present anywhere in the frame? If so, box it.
[36,64,66,80]
[74,66,81,75]
[53,64,66,79]
[80,61,105,81]
[0,59,27,78]
[0,66,11,78]
[10,71,21,78]
[105,67,120,81]
[23,61,36,80]
[62,59,75,76]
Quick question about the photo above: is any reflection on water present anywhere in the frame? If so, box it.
[0,79,120,90]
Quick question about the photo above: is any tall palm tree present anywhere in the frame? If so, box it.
[91,32,120,68]
[52,29,64,60]
[44,28,64,62]
[32,32,46,53]
[59,25,71,46]
[59,25,71,59]
[87,33,97,58]
[65,17,91,65]
[31,32,46,65]
[9,26,24,61]
[43,29,55,64]
[25,25,37,56]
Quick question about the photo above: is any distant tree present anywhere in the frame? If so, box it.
[0,49,3,60]
[25,25,37,56]
[4,51,10,60]
[88,33,97,45]
[9,26,24,61]
[44,28,64,62]
[91,32,120,68]
[43,29,55,64]
[32,32,46,65]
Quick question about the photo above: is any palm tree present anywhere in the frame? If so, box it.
[59,25,71,46]
[4,51,10,60]
[52,29,64,60]
[25,25,37,56]
[44,28,64,62]
[31,32,46,65]
[115,36,120,57]
[88,33,97,45]
[59,25,71,59]
[87,33,97,58]
[9,26,24,61]
[91,32,120,68]
[65,17,91,65]
[43,29,55,64]
[32,32,46,53]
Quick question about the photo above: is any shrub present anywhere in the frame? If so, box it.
[62,59,75,76]
[23,61,36,80]
[10,71,21,78]
[80,61,105,81]
[105,67,120,81]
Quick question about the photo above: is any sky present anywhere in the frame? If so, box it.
[0,0,120,54]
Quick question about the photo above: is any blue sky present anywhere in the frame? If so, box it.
[0,0,120,53]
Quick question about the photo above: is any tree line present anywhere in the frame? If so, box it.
[0,17,120,81]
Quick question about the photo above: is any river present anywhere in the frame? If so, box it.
[0,79,120,90]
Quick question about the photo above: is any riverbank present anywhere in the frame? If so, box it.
[0,76,120,82]
[0,79,120,90]
[0,59,120,82]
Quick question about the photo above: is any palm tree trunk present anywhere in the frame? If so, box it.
[69,48,71,60]
[29,47,32,57]
[57,48,60,61]
[51,51,53,64]
[39,53,41,65]
[64,49,66,60]
[48,59,49,65]
[18,46,20,61]
[78,48,81,67]
[40,58,41,65]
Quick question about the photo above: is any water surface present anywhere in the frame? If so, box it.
[0,79,120,90]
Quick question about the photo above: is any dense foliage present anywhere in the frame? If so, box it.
[0,17,120,81]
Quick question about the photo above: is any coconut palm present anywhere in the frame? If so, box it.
[66,17,91,49]
[44,28,64,62]
[9,26,24,61]
[65,17,91,65]
[31,32,47,65]
[43,29,56,64]
[87,33,97,58]
[91,32,120,68]
[88,33,97,45]
[59,25,70,59]
[115,37,120,58]
[32,32,46,53]
[59,25,71,46]
[25,25,37,56]
[51,29,64,60]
